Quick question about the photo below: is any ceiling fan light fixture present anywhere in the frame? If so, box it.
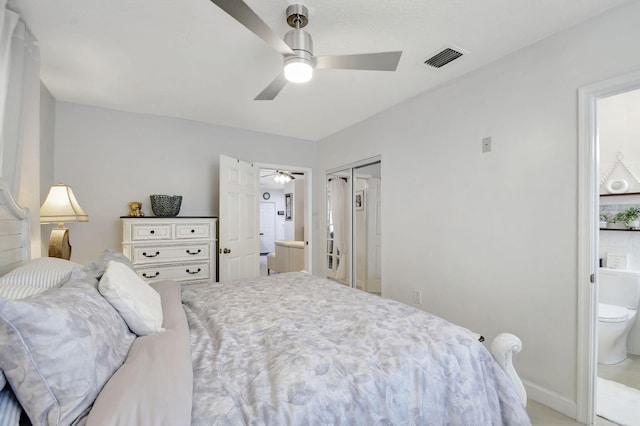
[283,27,314,83]
[274,172,292,184]
[284,58,313,83]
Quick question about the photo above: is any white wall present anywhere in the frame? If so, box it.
[272,190,286,241]
[39,83,55,257]
[54,102,316,265]
[294,177,305,240]
[315,1,640,416]
[283,178,305,241]
[599,88,640,194]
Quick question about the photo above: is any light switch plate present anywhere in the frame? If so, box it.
[482,137,492,153]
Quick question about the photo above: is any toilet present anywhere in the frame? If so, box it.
[598,268,640,365]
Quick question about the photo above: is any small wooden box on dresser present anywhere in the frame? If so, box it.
[121,216,218,285]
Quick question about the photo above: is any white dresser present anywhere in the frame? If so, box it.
[121,217,217,285]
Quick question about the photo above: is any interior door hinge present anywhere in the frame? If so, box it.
[590,273,595,284]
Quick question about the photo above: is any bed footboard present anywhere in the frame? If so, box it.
[490,333,527,407]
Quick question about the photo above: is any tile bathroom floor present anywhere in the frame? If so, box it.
[598,354,640,390]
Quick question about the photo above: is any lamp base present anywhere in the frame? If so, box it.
[49,227,72,260]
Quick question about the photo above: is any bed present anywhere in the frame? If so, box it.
[0,181,530,425]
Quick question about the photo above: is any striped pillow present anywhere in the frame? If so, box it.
[0,257,81,289]
[0,283,45,299]
[0,387,22,426]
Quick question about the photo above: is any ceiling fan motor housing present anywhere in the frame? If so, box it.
[284,29,313,58]
[284,4,314,70]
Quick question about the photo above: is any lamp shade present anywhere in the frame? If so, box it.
[40,184,89,224]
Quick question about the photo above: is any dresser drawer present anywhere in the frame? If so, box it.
[122,217,217,284]
[130,223,172,241]
[136,262,211,283]
[130,243,210,265]
[175,223,211,240]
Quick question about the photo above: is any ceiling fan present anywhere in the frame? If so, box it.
[209,1,403,100]
[262,170,302,184]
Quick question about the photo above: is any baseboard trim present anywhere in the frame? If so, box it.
[524,380,577,420]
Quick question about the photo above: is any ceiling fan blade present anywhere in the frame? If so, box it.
[255,73,288,100]
[315,51,402,71]
[209,0,293,56]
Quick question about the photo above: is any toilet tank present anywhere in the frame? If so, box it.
[599,268,640,309]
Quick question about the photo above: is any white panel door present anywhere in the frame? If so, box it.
[219,155,259,281]
[259,202,276,254]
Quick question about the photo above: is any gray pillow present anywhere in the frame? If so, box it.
[0,277,136,425]
[77,249,136,281]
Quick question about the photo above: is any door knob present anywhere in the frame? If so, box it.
[223,248,231,254]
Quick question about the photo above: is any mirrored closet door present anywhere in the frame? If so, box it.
[326,158,381,295]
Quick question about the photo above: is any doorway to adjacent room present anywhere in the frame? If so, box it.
[578,71,640,425]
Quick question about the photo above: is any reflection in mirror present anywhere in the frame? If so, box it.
[326,160,382,294]
[354,162,381,295]
[326,171,351,286]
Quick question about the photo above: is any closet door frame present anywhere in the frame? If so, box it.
[326,155,381,289]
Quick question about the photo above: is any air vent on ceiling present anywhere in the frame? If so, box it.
[424,47,465,69]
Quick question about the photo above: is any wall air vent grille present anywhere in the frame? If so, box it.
[424,47,464,69]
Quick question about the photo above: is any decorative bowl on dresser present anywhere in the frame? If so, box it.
[121,216,217,285]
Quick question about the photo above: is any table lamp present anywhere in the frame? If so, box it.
[40,183,89,260]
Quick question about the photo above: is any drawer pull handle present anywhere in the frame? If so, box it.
[186,268,202,275]
[142,251,160,258]
[142,272,160,278]
[150,230,155,234]
[186,249,202,255]
[190,229,195,233]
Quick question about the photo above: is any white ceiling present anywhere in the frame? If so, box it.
[8,0,629,141]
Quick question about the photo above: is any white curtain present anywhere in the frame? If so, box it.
[330,178,348,281]
[0,0,41,257]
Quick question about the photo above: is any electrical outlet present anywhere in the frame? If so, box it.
[482,136,492,153]
[413,290,422,304]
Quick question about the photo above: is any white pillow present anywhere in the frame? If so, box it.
[0,257,81,289]
[98,261,164,336]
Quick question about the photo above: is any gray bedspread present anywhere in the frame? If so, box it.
[181,272,530,425]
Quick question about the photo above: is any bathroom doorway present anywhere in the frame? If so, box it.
[578,72,640,425]
[596,88,640,426]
